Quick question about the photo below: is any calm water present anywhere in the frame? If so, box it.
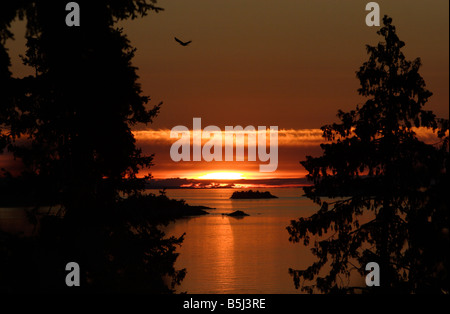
[156,188,321,294]
[0,188,325,293]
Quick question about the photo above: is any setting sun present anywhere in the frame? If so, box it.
[197,172,245,180]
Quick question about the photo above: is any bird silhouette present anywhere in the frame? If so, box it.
[175,37,192,46]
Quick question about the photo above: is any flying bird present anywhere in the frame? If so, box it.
[175,37,192,46]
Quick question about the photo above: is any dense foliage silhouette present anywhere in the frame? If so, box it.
[287,16,449,294]
[0,1,187,293]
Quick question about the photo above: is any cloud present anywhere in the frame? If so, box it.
[133,128,325,147]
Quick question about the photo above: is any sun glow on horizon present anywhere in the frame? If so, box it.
[197,172,245,180]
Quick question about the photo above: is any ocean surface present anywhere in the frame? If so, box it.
[154,188,321,294]
[0,187,326,293]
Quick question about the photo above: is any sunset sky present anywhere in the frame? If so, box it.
[3,0,449,181]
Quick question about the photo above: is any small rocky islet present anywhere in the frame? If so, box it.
[230,190,278,199]
[222,210,250,217]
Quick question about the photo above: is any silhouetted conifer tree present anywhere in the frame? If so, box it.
[0,1,186,293]
[287,16,449,294]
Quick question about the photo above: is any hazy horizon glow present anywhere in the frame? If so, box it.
[133,126,447,179]
[196,172,245,180]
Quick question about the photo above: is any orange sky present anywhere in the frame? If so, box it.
[4,0,449,180]
[133,128,325,179]
[131,127,446,180]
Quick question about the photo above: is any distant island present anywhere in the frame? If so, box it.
[222,210,249,217]
[144,177,310,189]
[230,190,278,199]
